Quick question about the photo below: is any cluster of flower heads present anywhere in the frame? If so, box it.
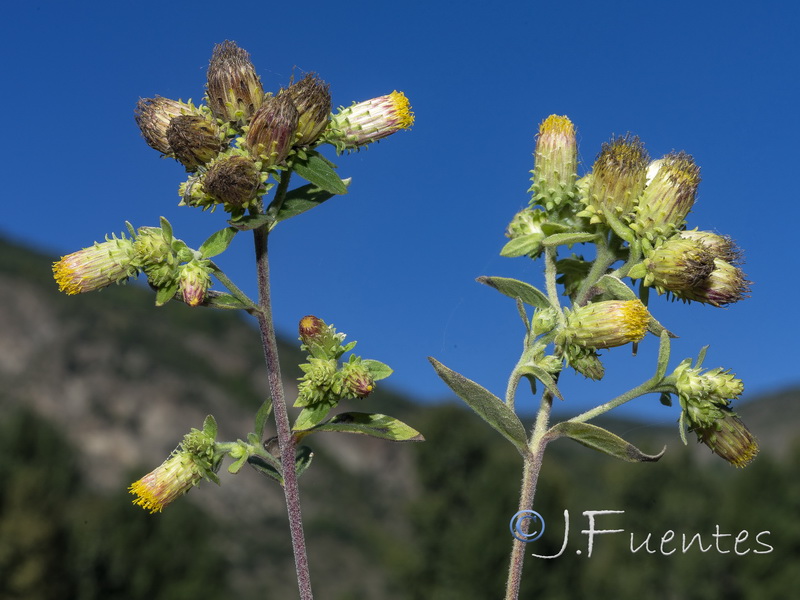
[52,41,413,307]
[508,114,756,466]
[53,221,213,307]
[135,41,413,218]
[508,115,750,307]
[294,315,385,431]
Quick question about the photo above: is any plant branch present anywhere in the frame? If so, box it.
[252,174,313,599]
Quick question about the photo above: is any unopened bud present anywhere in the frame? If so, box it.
[530,115,578,211]
[632,238,715,293]
[178,259,212,307]
[203,153,263,210]
[342,361,375,399]
[558,299,650,350]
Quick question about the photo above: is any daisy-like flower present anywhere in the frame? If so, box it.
[129,423,220,513]
[558,299,650,350]
[53,236,138,295]
[324,91,414,152]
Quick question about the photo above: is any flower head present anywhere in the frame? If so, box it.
[166,114,225,172]
[178,259,212,307]
[53,235,138,294]
[578,135,649,225]
[206,40,264,126]
[132,226,179,288]
[674,259,751,307]
[202,151,265,212]
[632,238,715,293]
[342,360,376,399]
[283,73,331,146]
[245,94,300,167]
[324,91,414,152]
[530,115,578,211]
[631,152,701,241]
[680,229,742,264]
[134,97,199,155]
[129,422,220,513]
[689,410,758,468]
[558,299,650,350]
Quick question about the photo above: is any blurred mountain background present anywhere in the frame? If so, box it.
[1,235,797,600]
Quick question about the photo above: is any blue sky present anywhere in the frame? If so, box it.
[2,0,798,424]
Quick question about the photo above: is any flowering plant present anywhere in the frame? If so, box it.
[429,115,754,599]
[53,41,419,599]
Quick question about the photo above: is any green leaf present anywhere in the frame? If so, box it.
[292,150,349,195]
[595,274,637,300]
[154,282,179,307]
[202,415,218,438]
[254,398,273,439]
[293,404,333,431]
[540,222,570,235]
[295,446,314,477]
[228,214,271,231]
[199,227,237,258]
[310,412,424,442]
[247,455,282,485]
[500,234,544,257]
[362,359,393,381]
[159,216,173,242]
[274,181,351,223]
[695,345,709,368]
[550,421,666,463]
[428,357,528,455]
[541,232,597,247]
[227,453,248,474]
[654,330,671,380]
[476,276,551,310]
[647,315,677,339]
[204,292,249,311]
[517,364,564,401]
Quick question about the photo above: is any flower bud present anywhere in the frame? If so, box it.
[342,361,375,399]
[632,238,715,293]
[558,299,650,350]
[132,227,179,288]
[565,347,605,380]
[675,259,751,307]
[296,357,341,407]
[324,91,414,152]
[680,229,742,264]
[631,152,700,239]
[134,97,197,155]
[129,424,220,513]
[530,115,577,211]
[245,94,300,167]
[283,73,331,146]
[579,135,649,224]
[203,153,263,210]
[53,235,138,294]
[206,40,264,126]
[299,315,326,346]
[178,259,212,307]
[166,114,225,172]
[689,410,758,468]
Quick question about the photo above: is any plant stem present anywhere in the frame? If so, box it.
[252,222,313,600]
[504,390,554,600]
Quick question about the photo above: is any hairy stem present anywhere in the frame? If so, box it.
[505,390,554,600]
[252,189,313,599]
